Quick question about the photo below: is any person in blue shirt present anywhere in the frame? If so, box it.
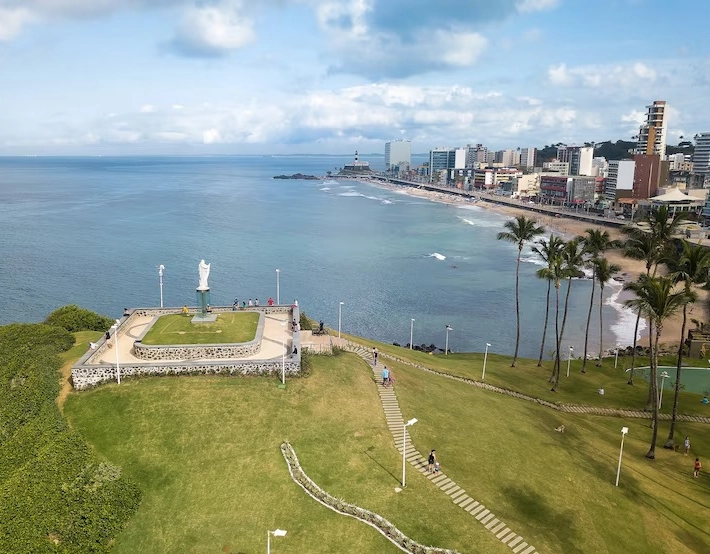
[381,366,389,386]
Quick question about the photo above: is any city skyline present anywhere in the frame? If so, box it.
[1,0,709,155]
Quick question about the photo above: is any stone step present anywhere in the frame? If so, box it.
[475,509,491,521]
[512,542,529,553]
[492,522,507,535]
[481,513,496,525]
[457,497,474,509]
[485,517,500,530]
[508,536,523,549]
[501,531,517,544]
[520,545,536,554]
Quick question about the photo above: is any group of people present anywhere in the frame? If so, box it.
[231,297,276,310]
[683,436,702,479]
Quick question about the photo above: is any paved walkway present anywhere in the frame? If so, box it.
[343,342,539,554]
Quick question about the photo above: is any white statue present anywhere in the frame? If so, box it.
[198,259,211,290]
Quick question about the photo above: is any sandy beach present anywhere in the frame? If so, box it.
[365,179,708,351]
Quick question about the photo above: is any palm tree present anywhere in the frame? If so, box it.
[532,234,564,367]
[538,255,566,391]
[622,229,660,384]
[593,258,621,365]
[625,276,689,459]
[663,241,708,448]
[580,229,618,372]
[558,238,585,351]
[497,215,546,367]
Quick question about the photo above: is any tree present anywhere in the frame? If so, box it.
[593,258,621,365]
[537,255,566,391]
[580,229,618,372]
[625,276,689,459]
[663,241,708,447]
[532,234,565,367]
[558,238,585,356]
[497,215,546,367]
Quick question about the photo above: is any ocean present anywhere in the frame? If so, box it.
[0,155,635,358]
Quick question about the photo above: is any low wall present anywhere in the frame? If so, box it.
[71,359,301,390]
[132,312,265,361]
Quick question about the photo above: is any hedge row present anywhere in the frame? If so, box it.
[0,319,141,552]
[44,305,114,333]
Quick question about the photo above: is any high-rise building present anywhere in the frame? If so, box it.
[519,148,536,169]
[693,133,710,179]
[429,148,456,182]
[632,154,669,199]
[605,160,635,202]
[385,139,411,171]
[635,100,668,157]
[557,146,594,176]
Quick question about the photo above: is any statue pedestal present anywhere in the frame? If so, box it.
[193,288,216,323]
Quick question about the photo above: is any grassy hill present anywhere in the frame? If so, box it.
[63,342,710,553]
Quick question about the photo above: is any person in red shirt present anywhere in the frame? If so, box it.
[267,297,274,306]
[694,458,701,478]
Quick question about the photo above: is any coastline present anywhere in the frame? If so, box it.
[361,179,708,352]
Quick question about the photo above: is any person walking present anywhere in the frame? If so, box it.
[268,297,274,306]
[381,366,389,386]
[255,298,259,306]
[684,436,691,455]
[248,299,253,307]
[373,347,378,366]
[427,450,437,473]
[694,458,701,478]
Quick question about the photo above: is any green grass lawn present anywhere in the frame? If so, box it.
[345,334,710,417]
[64,353,507,554]
[140,313,260,345]
[389,356,710,554]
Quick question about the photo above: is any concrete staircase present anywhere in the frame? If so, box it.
[343,343,538,554]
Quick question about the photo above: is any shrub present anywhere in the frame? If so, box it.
[44,305,114,333]
[0,321,140,552]
[299,311,313,331]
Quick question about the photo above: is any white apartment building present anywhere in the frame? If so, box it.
[384,139,411,170]
[542,161,570,175]
[592,157,608,177]
[605,160,635,202]
[636,100,668,157]
[557,146,594,176]
[519,147,536,169]
[693,133,710,177]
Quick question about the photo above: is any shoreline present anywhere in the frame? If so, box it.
[358,178,708,352]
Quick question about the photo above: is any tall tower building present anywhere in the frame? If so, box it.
[636,100,668,158]
[385,139,411,170]
[519,148,536,169]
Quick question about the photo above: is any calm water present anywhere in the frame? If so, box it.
[0,155,631,357]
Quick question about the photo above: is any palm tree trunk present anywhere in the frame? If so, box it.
[628,309,642,385]
[558,277,573,349]
[597,284,604,366]
[646,325,661,459]
[665,303,688,448]
[538,280,551,367]
[645,327,655,411]
[582,269,596,373]
[512,248,522,367]
[551,284,561,391]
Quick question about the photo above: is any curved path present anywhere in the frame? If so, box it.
[341,343,710,425]
[342,342,539,554]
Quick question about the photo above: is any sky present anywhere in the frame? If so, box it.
[1,0,709,155]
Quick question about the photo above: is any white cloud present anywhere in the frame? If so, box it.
[547,63,570,85]
[621,110,645,125]
[171,1,255,56]
[516,0,560,13]
[546,60,658,89]
[140,104,156,113]
[0,6,35,40]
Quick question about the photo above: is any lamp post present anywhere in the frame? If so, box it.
[615,427,629,487]
[281,321,286,385]
[275,269,280,305]
[482,342,491,380]
[338,301,344,339]
[566,346,574,378]
[111,319,121,385]
[267,529,287,554]
[158,264,165,308]
[410,318,415,350]
[659,371,670,409]
[445,325,452,355]
[615,347,619,368]
[402,418,418,487]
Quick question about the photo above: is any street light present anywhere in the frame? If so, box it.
[402,418,418,487]
[410,318,415,350]
[275,269,280,305]
[338,301,344,339]
[566,346,574,377]
[111,319,121,385]
[280,321,286,385]
[445,325,453,355]
[615,427,629,487]
[659,371,670,409]
[267,529,287,554]
[614,347,619,368]
[482,343,491,380]
[158,264,165,308]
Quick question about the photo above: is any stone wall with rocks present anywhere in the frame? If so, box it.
[71,359,301,391]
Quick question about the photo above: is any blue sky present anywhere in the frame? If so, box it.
[0,0,709,154]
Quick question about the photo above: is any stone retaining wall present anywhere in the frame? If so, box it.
[71,359,301,390]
